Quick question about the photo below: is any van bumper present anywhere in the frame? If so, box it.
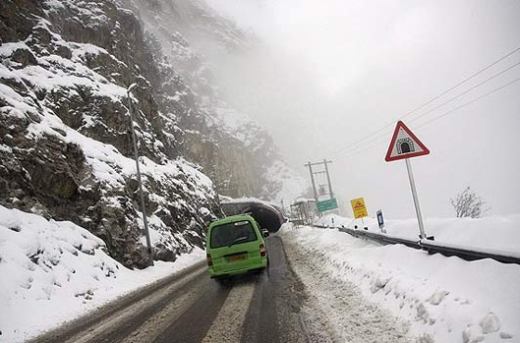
[208,257,268,278]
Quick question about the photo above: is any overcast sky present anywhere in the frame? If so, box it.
[205,0,520,218]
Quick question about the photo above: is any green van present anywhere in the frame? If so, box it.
[206,214,269,279]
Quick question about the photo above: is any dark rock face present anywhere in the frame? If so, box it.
[0,0,297,268]
[0,0,220,268]
[134,0,293,200]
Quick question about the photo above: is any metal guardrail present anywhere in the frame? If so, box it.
[312,224,520,265]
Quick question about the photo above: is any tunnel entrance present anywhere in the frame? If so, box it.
[220,199,285,232]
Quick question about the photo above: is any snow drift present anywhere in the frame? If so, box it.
[281,223,520,343]
[0,205,205,342]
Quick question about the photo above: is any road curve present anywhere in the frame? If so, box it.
[31,236,311,343]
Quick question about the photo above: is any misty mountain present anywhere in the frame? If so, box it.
[0,0,303,268]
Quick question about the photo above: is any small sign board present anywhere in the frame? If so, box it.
[385,121,430,162]
[317,198,338,212]
[376,210,384,228]
[350,197,368,218]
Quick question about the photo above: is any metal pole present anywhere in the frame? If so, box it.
[305,162,319,203]
[127,88,153,262]
[323,159,334,199]
[405,158,427,239]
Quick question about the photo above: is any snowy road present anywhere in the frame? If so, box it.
[30,235,411,343]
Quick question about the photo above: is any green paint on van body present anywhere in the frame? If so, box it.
[206,214,268,278]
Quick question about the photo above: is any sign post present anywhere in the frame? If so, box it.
[385,121,431,240]
[404,159,426,238]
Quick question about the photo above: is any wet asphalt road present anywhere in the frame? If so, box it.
[32,236,310,343]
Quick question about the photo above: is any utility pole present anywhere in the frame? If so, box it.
[304,162,319,203]
[127,84,153,264]
[305,160,334,199]
[304,159,336,216]
[323,159,333,199]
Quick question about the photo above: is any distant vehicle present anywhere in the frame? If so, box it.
[206,214,269,281]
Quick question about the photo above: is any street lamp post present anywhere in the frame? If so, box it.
[126,84,153,264]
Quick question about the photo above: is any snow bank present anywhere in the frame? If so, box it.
[280,225,520,343]
[0,206,204,343]
[316,214,520,256]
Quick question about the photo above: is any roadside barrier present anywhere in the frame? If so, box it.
[311,224,520,265]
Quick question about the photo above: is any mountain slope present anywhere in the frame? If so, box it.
[0,0,304,267]
[0,0,218,267]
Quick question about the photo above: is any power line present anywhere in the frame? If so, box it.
[415,76,520,129]
[334,59,520,157]
[408,60,520,125]
[333,57,520,157]
[403,46,520,115]
[338,76,520,160]
[327,45,520,157]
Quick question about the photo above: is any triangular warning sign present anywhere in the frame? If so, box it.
[385,121,430,162]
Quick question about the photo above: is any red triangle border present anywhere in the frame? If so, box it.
[385,121,430,162]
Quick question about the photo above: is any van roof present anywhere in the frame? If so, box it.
[209,214,256,228]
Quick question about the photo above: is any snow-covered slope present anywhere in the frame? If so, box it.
[0,205,204,342]
[281,224,520,343]
[316,214,520,256]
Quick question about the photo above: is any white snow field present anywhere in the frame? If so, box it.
[280,222,520,343]
[0,205,204,343]
[315,213,520,257]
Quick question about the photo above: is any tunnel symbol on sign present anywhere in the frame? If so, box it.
[396,138,415,154]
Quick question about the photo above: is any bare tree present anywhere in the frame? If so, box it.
[450,186,486,218]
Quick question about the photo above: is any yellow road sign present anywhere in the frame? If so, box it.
[350,197,368,219]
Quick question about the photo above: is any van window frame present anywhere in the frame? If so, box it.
[209,220,258,249]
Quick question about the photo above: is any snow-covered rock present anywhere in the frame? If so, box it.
[0,0,303,268]
[0,204,205,342]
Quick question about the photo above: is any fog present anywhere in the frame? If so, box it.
[205,0,520,218]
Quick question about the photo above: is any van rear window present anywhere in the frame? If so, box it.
[210,221,257,248]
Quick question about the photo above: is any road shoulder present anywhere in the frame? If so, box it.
[281,233,412,343]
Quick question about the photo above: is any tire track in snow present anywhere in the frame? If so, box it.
[151,278,232,343]
[201,282,256,342]
[32,263,207,343]
[283,238,412,343]
[122,272,219,343]
[69,268,207,343]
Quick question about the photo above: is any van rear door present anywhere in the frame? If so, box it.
[209,220,262,273]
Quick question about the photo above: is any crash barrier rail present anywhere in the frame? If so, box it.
[312,224,520,265]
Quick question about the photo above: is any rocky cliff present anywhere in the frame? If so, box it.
[131,0,304,201]
[0,0,303,268]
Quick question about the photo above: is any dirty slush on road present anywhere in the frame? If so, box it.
[29,235,411,343]
[282,235,413,343]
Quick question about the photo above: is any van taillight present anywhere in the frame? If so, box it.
[206,254,213,266]
[260,244,266,257]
